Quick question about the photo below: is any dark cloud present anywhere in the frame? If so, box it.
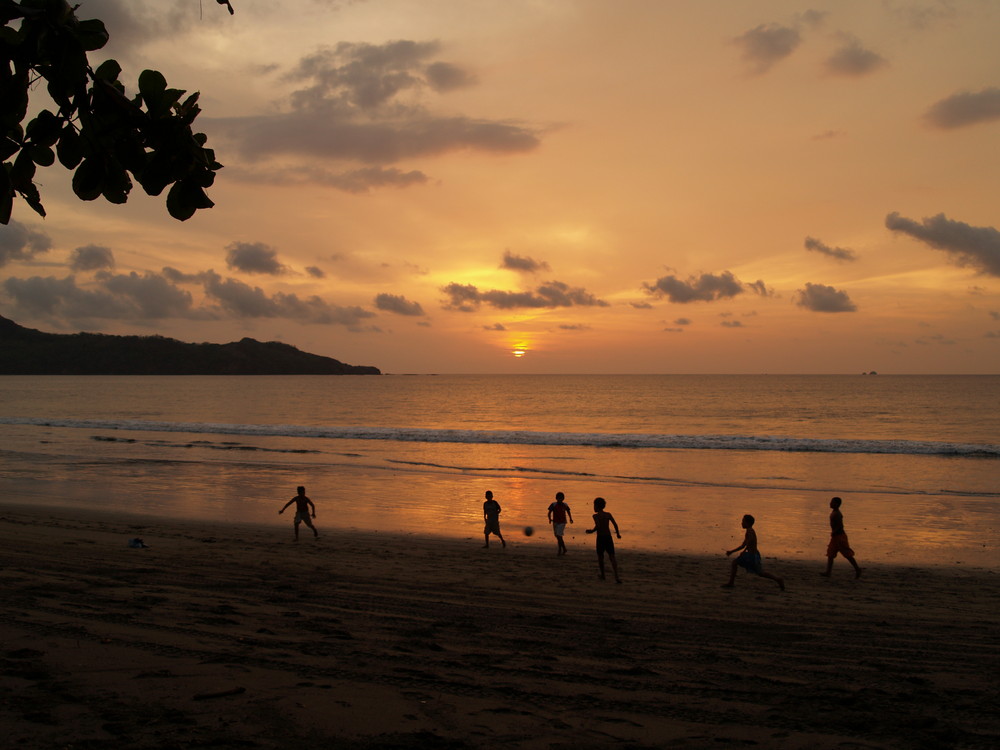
[98,271,196,318]
[663,327,684,333]
[674,318,692,325]
[924,87,1000,130]
[483,323,506,331]
[558,324,590,331]
[306,266,325,279]
[225,242,289,275]
[161,266,209,284]
[885,212,1000,276]
[374,292,425,316]
[202,271,373,325]
[642,271,747,303]
[990,311,1000,321]
[425,61,477,92]
[3,272,195,320]
[804,236,857,262]
[441,280,608,311]
[824,37,887,77]
[69,245,115,272]
[500,250,550,274]
[795,282,857,312]
[630,301,653,309]
[0,220,51,267]
[721,320,744,328]
[210,40,541,172]
[733,23,802,74]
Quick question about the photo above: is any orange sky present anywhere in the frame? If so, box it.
[2,0,999,373]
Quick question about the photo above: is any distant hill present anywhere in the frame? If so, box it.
[0,316,381,375]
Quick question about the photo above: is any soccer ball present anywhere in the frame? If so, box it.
[523,526,534,537]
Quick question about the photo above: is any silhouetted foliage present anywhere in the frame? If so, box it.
[1,0,228,223]
[0,315,381,375]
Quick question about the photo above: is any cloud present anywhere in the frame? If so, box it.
[441,280,608,311]
[643,271,752,303]
[990,311,1000,321]
[0,220,51,267]
[733,23,802,74]
[795,282,857,312]
[500,250,550,274]
[224,165,429,193]
[804,236,857,262]
[374,292,425,316]
[824,37,887,77]
[225,242,289,275]
[885,212,1000,276]
[483,323,506,331]
[558,324,590,331]
[924,87,1000,130]
[812,129,846,140]
[98,271,197,318]
[202,271,374,325]
[674,318,692,326]
[630,301,653,309]
[3,272,195,320]
[210,40,541,174]
[69,245,116,272]
[306,266,325,279]
[721,320,744,328]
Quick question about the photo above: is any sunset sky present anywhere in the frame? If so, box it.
[2,0,999,374]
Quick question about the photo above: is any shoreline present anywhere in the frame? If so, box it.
[2,505,998,749]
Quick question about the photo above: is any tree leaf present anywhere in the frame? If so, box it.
[72,158,105,201]
[56,126,84,169]
[94,59,122,82]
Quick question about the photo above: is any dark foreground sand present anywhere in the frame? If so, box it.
[1,507,998,749]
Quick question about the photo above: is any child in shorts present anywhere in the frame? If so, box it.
[722,514,784,590]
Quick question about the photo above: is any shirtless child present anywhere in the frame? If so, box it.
[585,497,621,583]
[722,514,784,590]
[279,486,318,541]
[822,496,862,578]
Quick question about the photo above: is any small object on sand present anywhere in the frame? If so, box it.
[127,538,149,549]
[523,526,534,537]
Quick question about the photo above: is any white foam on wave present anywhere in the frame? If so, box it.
[2,416,997,457]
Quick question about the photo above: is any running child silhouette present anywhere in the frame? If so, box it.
[722,514,784,590]
[585,497,621,583]
[279,486,318,541]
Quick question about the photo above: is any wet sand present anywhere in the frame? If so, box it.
[1,506,998,749]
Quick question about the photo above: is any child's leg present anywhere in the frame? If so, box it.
[846,553,862,577]
[608,552,621,583]
[722,558,738,587]
[597,551,606,579]
[822,553,835,576]
[293,520,300,541]
[760,570,785,591]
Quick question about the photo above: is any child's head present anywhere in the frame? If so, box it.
[593,497,606,511]
[297,486,306,495]
[830,496,843,509]
[555,492,565,502]
[485,490,493,500]
[742,514,755,528]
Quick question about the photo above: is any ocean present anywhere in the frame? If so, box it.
[1,374,997,568]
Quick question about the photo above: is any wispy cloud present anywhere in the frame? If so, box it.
[374,292,425,316]
[441,281,608,311]
[804,236,857,262]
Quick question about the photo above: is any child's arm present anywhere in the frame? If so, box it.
[726,531,748,556]
[567,508,574,524]
[609,513,621,538]
[585,513,597,534]
[547,507,553,524]
[278,498,294,514]
[308,498,316,517]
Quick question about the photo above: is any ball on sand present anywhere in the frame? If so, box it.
[523,526,534,537]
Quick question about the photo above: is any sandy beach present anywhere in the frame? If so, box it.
[1,506,998,749]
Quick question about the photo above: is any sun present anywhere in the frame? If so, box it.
[512,349,527,358]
